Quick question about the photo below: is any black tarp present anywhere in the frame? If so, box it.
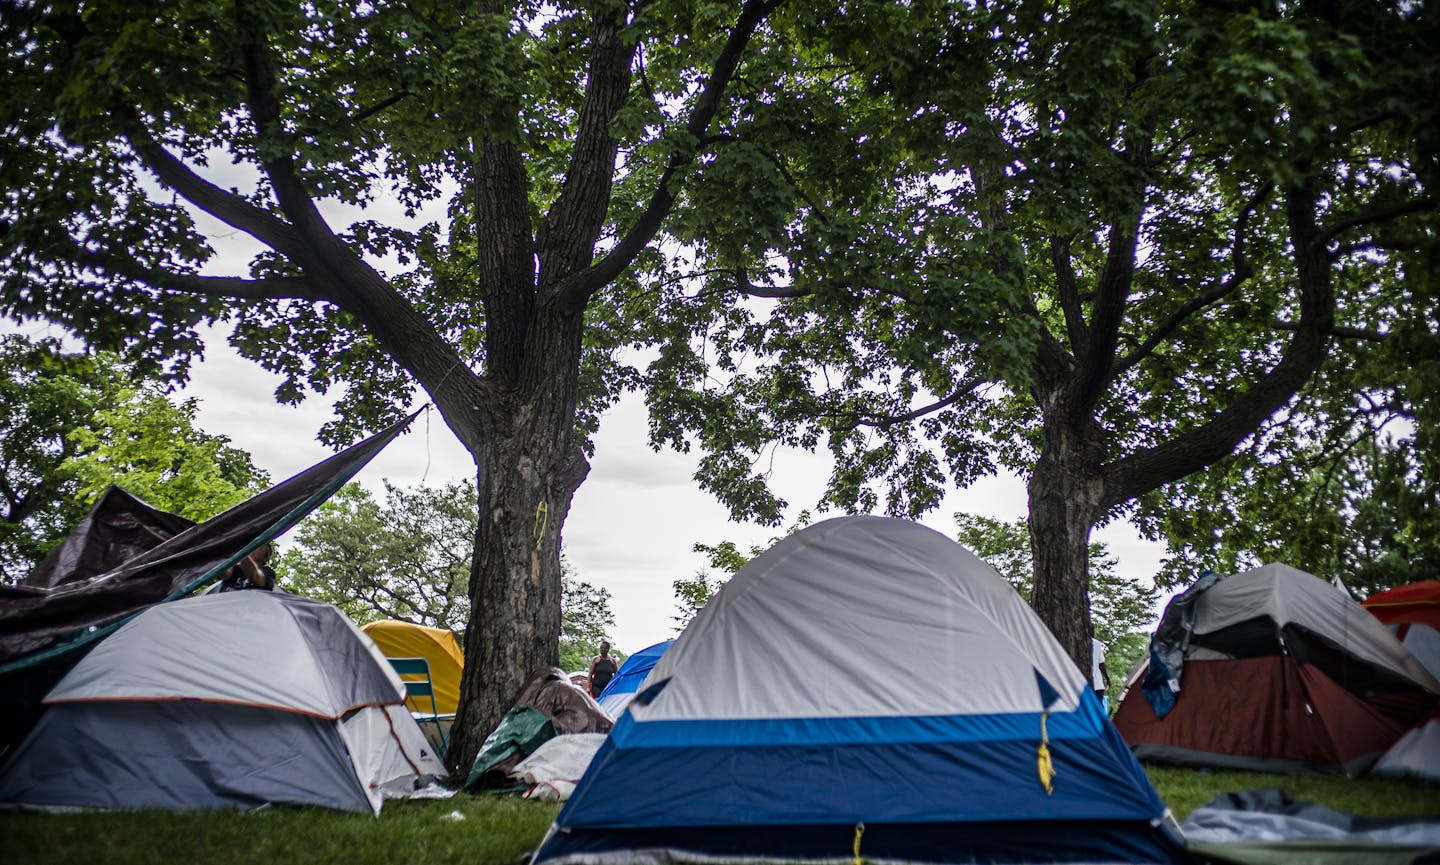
[0,409,420,749]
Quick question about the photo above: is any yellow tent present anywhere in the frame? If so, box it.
[361,620,465,715]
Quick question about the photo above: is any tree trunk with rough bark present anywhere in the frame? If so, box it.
[1028,417,1106,676]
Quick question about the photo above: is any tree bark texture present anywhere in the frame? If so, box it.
[1027,417,1105,677]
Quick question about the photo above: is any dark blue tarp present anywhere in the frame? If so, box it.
[1144,570,1224,718]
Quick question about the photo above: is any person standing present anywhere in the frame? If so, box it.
[1092,637,1111,711]
[589,641,618,698]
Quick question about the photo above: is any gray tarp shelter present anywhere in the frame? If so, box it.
[0,409,419,750]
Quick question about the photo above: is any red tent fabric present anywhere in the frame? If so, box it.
[1115,564,1439,776]
[1363,581,1440,630]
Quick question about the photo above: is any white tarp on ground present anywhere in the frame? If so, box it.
[1182,789,1440,846]
[512,733,607,801]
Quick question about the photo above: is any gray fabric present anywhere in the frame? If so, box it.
[1148,570,1225,695]
[1181,789,1440,847]
[0,701,372,812]
[1191,564,1440,691]
[48,592,403,717]
[639,516,1085,724]
[1373,715,1440,782]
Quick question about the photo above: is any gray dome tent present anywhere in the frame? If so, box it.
[0,591,444,813]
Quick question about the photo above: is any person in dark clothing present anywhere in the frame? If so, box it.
[221,541,277,591]
[588,641,618,698]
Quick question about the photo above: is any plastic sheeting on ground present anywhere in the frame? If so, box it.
[1183,789,1440,865]
[512,734,607,801]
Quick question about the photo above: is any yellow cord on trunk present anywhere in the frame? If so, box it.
[533,501,548,549]
[1037,712,1055,795]
[852,823,865,865]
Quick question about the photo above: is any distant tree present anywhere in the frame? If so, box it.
[671,569,727,633]
[1,334,267,580]
[560,559,618,673]
[280,481,473,630]
[674,514,815,631]
[282,479,617,670]
[953,513,1157,653]
[954,511,1159,707]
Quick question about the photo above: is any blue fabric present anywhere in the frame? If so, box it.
[1143,569,1224,718]
[609,701,1106,749]
[1142,645,1179,718]
[595,640,671,703]
[558,690,1167,830]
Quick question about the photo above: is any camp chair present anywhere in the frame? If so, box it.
[387,657,453,761]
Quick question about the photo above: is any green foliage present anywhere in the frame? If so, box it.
[640,0,1436,525]
[675,512,817,631]
[631,0,1437,662]
[1137,403,1440,598]
[559,558,617,672]
[280,481,474,630]
[63,391,269,520]
[671,570,726,634]
[0,334,267,581]
[953,512,1159,652]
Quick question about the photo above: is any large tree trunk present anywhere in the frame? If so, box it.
[445,314,591,775]
[1027,418,1105,675]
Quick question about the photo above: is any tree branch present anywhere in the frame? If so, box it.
[123,131,309,261]
[349,91,414,126]
[1051,232,1086,350]
[1069,216,1140,413]
[555,0,785,312]
[236,27,341,244]
[1114,184,1269,375]
[1272,319,1388,341]
[733,268,910,302]
[537,8,639,282]
[843,378,987,431]
[1316,196,1436,249]
[1100,180,1335,513]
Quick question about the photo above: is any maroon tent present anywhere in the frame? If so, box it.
[1114,563,1440,776]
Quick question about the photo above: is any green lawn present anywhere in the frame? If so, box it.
[1,770,1436,865]
[1145,765,1440,820]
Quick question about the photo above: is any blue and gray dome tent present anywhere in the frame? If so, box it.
[595,639,672,719]
[533,516,1186,865]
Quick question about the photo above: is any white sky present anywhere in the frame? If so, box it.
[169,326,1167,654]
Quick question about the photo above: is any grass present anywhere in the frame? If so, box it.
[2,769,1436,865]
[1145,765,1440,820]
[1,795,562,865]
